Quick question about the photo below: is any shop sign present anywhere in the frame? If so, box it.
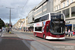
[65,21,70,24]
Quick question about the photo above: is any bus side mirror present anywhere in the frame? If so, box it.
[46,26,49,32]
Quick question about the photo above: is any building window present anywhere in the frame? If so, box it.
[54,8,55,11]
[71,6,75,17]
[55,6,57,10]
[56,6,58,10]
[63,9,69,18]
[63,2,65,8]
[57,11,61,14]
[58,5,59,9]
[67,0,69,6]
[34,6,42,17]
[43,3,47,15]
[71,0,73,3]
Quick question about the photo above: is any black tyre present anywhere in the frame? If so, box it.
[43,34,45,39]
[35,33,37,37]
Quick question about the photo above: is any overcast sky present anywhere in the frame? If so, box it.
[0,0,42,25]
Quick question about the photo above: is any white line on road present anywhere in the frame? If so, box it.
[22,40,36,50]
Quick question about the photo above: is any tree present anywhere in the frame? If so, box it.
[0,18,5,29]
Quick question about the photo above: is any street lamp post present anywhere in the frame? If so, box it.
[10,8,11,24]
[6,7,14,25]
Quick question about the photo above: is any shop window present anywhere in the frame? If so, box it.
[71,6,75,17]
[73,24,75,31]
[63,9,69,18]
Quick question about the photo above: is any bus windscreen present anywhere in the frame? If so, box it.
[50,13,65,35]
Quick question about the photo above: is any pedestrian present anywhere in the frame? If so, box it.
[0,29,2,32]
[70,30,73,37]
[65,30,68,36]
[68,29,70,37]
[24,29,25,32]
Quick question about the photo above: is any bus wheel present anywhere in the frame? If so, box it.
[35,33,37,37]
[43,35,45,39]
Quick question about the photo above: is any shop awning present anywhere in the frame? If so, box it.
[65,24,72,26]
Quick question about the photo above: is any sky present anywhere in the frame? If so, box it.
[0,0,42,25]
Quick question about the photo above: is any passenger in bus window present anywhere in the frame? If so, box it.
[42,22,46,32]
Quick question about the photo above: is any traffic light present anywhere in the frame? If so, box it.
[8,24,9,26]
[8,24,12,28]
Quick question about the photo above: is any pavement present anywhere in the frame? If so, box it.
[0,31,29,50]
[13,29,33,33]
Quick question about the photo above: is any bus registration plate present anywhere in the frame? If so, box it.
[56,35,60,37]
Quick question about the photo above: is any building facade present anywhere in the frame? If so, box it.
[53,0,75,31]
[13,18,25,30]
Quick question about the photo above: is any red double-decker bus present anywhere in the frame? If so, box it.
[33,13,65,40]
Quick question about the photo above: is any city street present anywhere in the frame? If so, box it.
[0,0,75,50]
[0,30,75,50]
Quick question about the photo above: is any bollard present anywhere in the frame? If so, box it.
[70,34,71,37]
[67,35,68,37]
[9,31,11,34]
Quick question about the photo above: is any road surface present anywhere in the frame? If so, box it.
[0,30,75,50]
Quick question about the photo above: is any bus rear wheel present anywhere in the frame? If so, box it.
[35,33,37,37]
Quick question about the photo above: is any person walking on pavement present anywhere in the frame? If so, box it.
[65,30,68,36]
[0,29,1,32]
[70,30,73,37]
[68,29,70,37]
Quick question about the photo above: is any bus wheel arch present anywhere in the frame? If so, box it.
[43,34,46,39]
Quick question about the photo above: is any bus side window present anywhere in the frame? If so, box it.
[46,26,49,32]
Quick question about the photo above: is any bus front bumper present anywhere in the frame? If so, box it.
[46,36,65,40]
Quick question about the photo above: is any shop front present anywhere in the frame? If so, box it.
[65,24,72,31]
[65,20,75,36]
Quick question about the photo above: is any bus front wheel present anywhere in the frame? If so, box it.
[43,35,45,39]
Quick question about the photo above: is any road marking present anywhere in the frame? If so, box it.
[37,40,75,46]
[26,35,75,46]
[22,40,36,50]
[29,36,55,50]
[27,35,75,46]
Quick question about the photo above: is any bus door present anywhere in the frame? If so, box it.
[45,24,50,36]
